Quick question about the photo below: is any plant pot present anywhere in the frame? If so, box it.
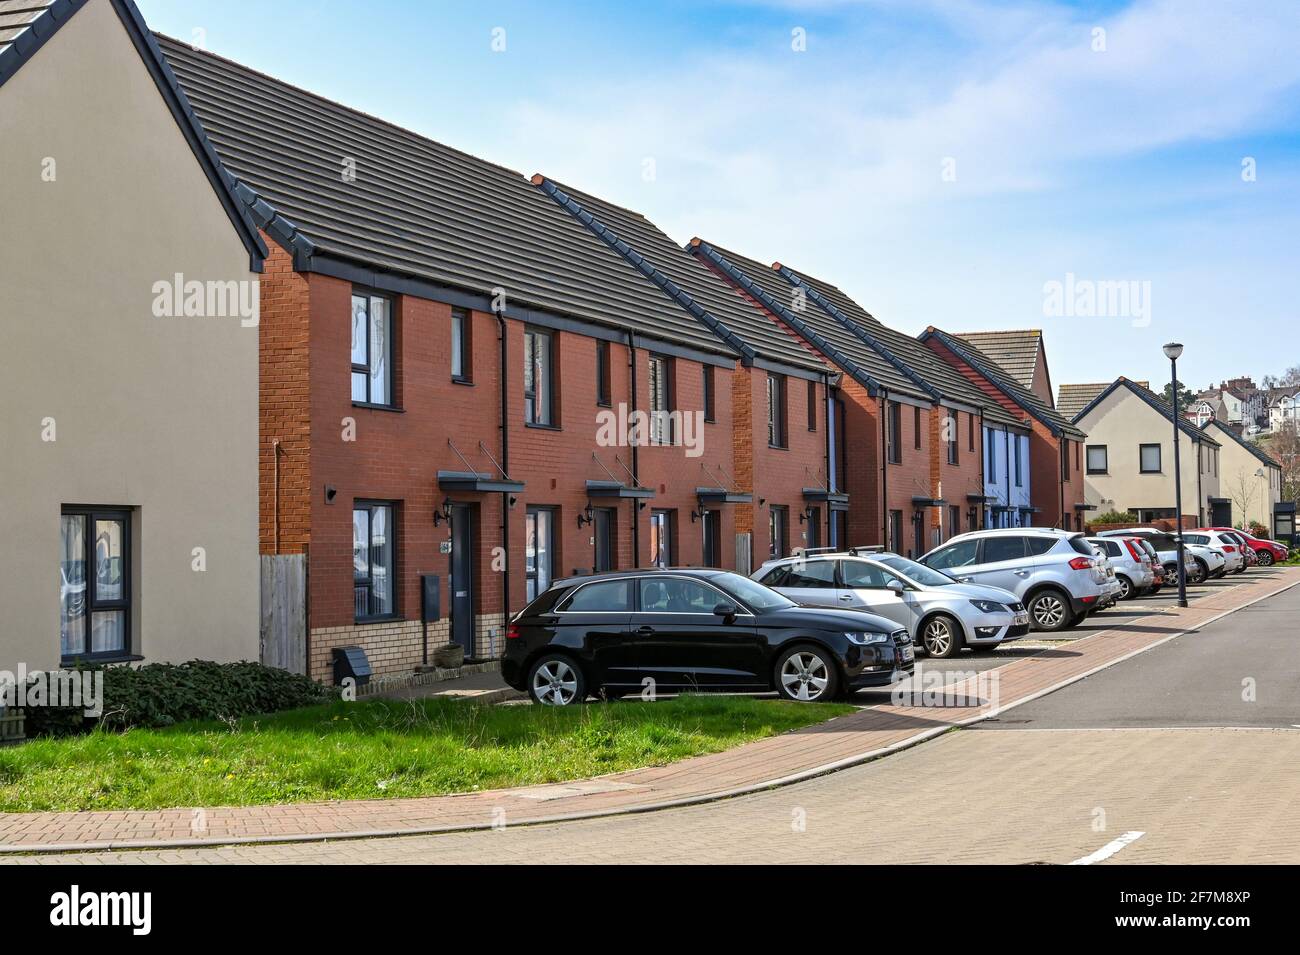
[432,644,464,669]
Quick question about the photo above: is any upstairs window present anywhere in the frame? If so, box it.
[524,328,555,426]
[1139,443,1162,473]
[1086,445,1108,474]
[648,355,674,445]
[703,365,716,422]
[450,307,471,383]
[767,373,788,448]
[887,401,902,464]
[351,292,393,405]
[596,340,612,407]
[807,379,817,431]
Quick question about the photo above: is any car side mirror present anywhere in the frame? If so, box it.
[713,601,739,618]
[885,579,906,596]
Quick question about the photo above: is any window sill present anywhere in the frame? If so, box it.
[352,401,404,413]
[452,377,474,387]
[1086,470,1108,476]
[524,422,562,432]
[61,653,143,667]
[354,614,403,625]
[768,443,789,451]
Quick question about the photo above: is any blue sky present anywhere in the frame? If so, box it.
[138,0,1300,393]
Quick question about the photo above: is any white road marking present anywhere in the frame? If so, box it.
[1068,830,1146,865]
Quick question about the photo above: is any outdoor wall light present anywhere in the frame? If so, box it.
[577,503,595,528]
[432,497,454,527]
[690,506,708,523]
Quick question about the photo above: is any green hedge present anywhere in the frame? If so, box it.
[21,661,328,737]
[1093,510,1138,525]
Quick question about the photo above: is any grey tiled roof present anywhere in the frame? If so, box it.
[157,35,738,359]
[689,240,932,401]
[923,328,1086,438]
[952,330,1043,392]
[1058,381,1149,419]
[769,264,1025,429]
[1074,378,1219,446]
[534,178,828,375]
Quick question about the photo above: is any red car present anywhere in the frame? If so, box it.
[1197,528,1288,567]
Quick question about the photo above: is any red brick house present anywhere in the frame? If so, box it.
[689,241,1024,557]
[531,178,840,566]
[918,328,1088,530]
[162,38,746,681]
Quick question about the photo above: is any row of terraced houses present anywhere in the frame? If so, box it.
[16,0,1282,686]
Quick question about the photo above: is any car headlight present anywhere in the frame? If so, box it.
[968,599,1006,613]
[844,631,890,646]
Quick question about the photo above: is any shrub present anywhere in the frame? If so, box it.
[21,661,328,737]
[1094,510,1138,525]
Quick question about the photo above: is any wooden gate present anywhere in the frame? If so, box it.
[260,554,307,674]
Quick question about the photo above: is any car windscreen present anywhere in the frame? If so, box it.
[877,554,957,587]
[709,572,796,612]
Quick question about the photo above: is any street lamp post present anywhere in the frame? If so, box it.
[1164,342,1188,608]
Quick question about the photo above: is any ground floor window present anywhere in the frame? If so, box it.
[60,507,130,661]
[526,507,557,600]
[769,505,789,559]
[949,505,961,539]
[650,509,675,568]
[353,501,396,620]
[888,510,903,554]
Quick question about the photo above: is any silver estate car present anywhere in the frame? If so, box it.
[753,551,1030,658]
[920,528,1108,633]
[1086,536,1156,600]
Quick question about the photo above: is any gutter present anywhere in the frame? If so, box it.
[498,312,511,631]
[628,331,641,565]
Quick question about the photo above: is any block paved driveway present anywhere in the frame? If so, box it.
[10,569,1299,866]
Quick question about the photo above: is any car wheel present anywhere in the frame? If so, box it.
[774,645,839,702]
[1257,550,1275,567]
[528,654,586,706]
[1188,559,1208,584]
[1028,590,1072,632]
[918,614,963,658]
[1116,575,1134,600]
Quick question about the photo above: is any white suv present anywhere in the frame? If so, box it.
[920,528,1108,633]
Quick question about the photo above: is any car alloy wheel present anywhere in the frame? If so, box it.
[1258,550,1275,566]
[778,649,833,702]
[530,657,581,706]
[1116,575,1133,600]
[922,616,959,658]
[1029,592,1069,631]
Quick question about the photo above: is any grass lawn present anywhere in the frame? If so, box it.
[0,695,851,812]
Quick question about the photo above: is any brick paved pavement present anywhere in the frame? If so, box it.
[1,568,1295,854]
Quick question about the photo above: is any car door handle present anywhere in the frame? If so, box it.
[1014,570,1030,577]
[838,595,854,602]
[635,626,655,636]
[957,576,974,583]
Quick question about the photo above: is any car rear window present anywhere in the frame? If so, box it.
[1066,535,1096,556]
[784,559,837,588]
[1184,534,1209,545]
[756,565,789,587]
[1025,536,1057,556]
[519,586,569,617]
[559,579,633,612]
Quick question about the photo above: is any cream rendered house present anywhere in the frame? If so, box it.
[1204,421,1283,531]
[0,0,266,671]
[1074,378,1224,526]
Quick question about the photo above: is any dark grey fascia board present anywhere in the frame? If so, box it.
[751,355,831,383]
[689,240,892,399]
[774,264,942,401]
[533,176,762,367]
[297,250,739,371]
[585,480,656,499]
[0,0,267,272]
[884,388,932,410]
[437,471,526,494]
[938,398,981,416]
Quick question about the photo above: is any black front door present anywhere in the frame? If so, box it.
[806,506,822,550]
[449,503,475,655]
[702,510,721,567]
[1211,500,1232,526]
[593,507,615,572]
[832,509,847,549]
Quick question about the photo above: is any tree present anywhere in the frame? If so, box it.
[1281,365,1300,388]
[1159,380,1197,410]
[1268,423,1300,504]
[1225,466,1262,525]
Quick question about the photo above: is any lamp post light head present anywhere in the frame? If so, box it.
[1163,342,1184,361]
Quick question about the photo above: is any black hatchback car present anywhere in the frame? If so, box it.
[503,568,913,705]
